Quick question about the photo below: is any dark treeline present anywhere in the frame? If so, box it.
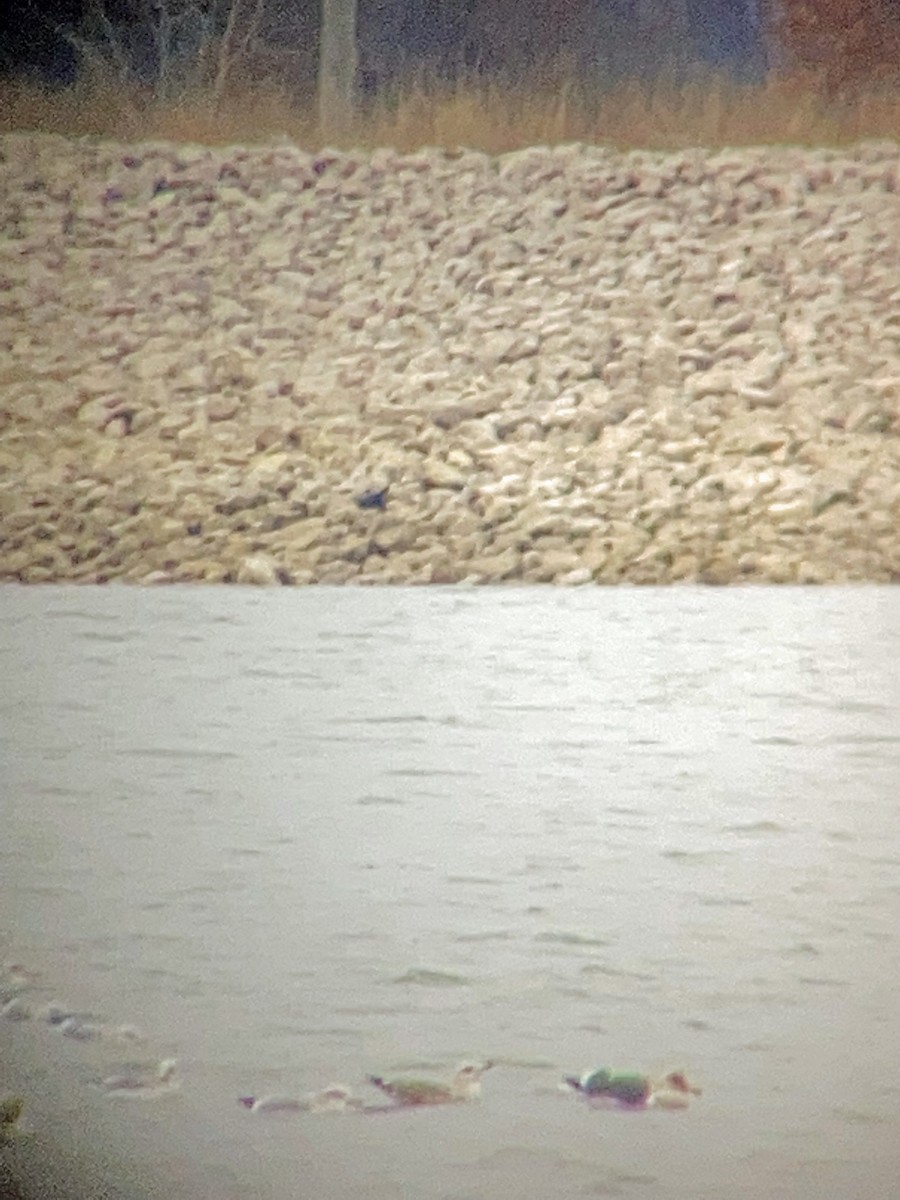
[356,0,767,89]
[3,0,900,100]
[1,0,766,93]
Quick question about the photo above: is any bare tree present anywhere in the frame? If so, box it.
[319,0,358,138]
[211,0,267,102]
[60,0,315,110]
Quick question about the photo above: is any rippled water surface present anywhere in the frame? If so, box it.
[2,585,899,1199]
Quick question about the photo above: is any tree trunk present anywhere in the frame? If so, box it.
[319,0,358,141]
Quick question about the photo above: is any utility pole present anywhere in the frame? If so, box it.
[319,0,358,140]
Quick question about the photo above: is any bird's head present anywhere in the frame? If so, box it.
[457,1060,493,1080]
[663,1070,702,1096]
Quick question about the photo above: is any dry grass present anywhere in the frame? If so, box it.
[1,70,900,152]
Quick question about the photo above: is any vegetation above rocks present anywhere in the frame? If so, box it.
[4,71,900,153]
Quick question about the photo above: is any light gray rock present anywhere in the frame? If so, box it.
[236,555,282,585]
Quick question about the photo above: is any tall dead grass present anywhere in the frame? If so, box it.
[1,70,900,151]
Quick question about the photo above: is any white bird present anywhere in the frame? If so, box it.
[59,1016,105,1041]
[101,1058,179,1097]
[1,963,40,988]
[37,1002,76,1027]
[1,996,30,1021]
[239,1084,361,1114]
[108,1023,144,1044]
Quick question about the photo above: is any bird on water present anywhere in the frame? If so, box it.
[238,1085,362,1114]
[367,1061,494,1106]
[101,1058,179,1097]
[564,1067,702,1109]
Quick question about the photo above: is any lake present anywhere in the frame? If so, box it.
[2,585,899,1199]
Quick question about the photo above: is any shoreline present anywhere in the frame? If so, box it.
[0,1023,241,1200]
[1,132,899,586]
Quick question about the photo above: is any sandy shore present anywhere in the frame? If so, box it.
[1,132,899,585]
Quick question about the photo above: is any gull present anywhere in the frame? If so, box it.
[59,1016,105,1041]
[367,1061,493,1107]
[101,1058,179,1097]
[1,996,31,1021]
[239,1085,361,1114]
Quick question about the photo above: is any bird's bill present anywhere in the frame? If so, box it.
[665,1071,702,1096]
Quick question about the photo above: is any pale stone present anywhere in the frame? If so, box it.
[236,555,281,585]
[557,566,594,585]
[465,546,521,580]
[206,396,241,423]
[845,402,893,434]
[104,415,130,439]
[739,386,780,409]
[421,460,468,490]
[722,423,789,456]
[768,499,809,524]
[285,519,328,551]
[684,370,735,398]
[478,331,540,366]
[371,523,416,553]
[659,439,706,463]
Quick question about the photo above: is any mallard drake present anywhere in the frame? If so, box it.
[646,1073,702,1109]
[565,1068,701,1108]
[367,1061,493,1107]
[239,1085,362,1115]
[101,1058,179,1097]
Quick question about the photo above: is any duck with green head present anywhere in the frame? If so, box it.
[565,1068,701,1109]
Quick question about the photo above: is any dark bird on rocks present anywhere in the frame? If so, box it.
[356,487,389,511]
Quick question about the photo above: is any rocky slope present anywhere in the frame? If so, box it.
[1,132,899,585]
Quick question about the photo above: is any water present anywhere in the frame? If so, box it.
[2,585,899,1199]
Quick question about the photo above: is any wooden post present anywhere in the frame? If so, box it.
[319,0,358,141]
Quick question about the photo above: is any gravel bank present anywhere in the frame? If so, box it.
[1,132,899,585]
